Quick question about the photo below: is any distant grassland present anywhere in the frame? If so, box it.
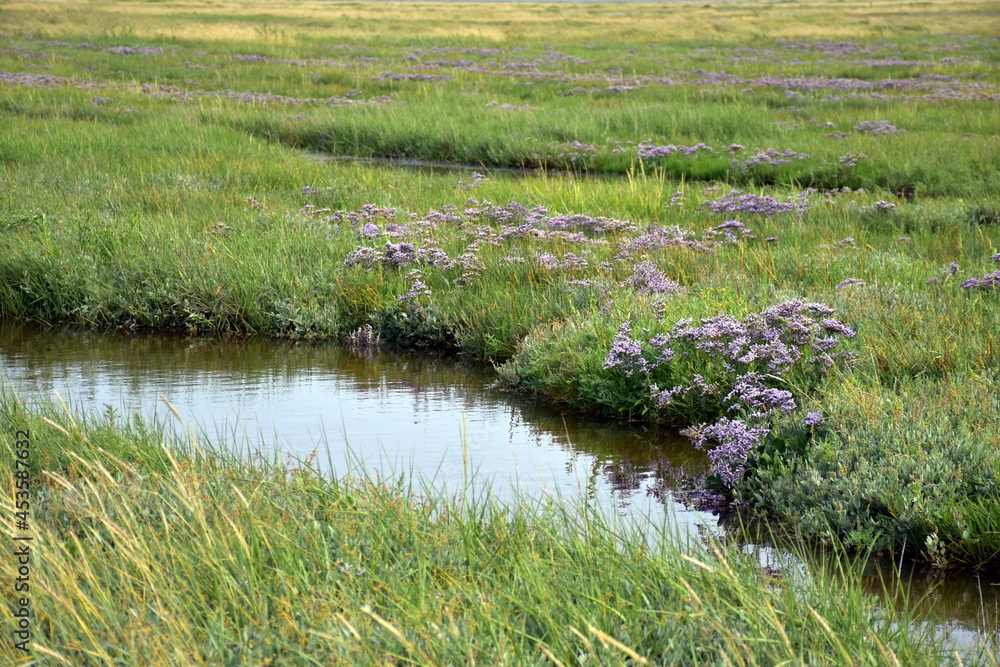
[3,0,998,43]
[0,0,999,573]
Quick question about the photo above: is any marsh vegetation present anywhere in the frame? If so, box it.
[1,0,999,662]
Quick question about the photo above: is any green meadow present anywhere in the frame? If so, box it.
[2,0,1000,662]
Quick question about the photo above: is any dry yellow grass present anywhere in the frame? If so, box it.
[2,0,998,44]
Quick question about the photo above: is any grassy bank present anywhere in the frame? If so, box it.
[0,395,987,665]
[1,0,999,569]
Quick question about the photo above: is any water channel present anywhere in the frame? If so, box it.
[0,322,996,650]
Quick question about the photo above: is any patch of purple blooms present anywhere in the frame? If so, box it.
[731,148,810,175]
[398,271,433,301]
[838,152,867,168]
[344,242,418,269]
[683,419,771,487]
[604,300,857,487]
[960,271,1000,289]
[620,262,686,295]
[707,220,755,243]
[637,142,717,159]
[855,120,905,135]
[701,190,805,218]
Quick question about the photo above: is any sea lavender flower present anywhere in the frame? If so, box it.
[855,120,904,135]
[383,242,417,267]
[343,246,383,268]
[603,322,649,377]
[358,223,380,238]
[686,418,770,488]
[398,272,432,301]
[960,270,1000,289]
[650,383,687,408]
[803,411,822,427]
[724,373,797,417]
[621,262,686,294]
[708,220,755,243]
[458,171,490,190]
[701,190,799,218]
[874,200,896,212]
[732,148,810,175]
[836,278,867,288]
[838,152,866,168]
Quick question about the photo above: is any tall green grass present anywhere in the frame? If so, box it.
[1,0,999,567]
[0,393,987,665]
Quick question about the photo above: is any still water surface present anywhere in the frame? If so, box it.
[1,322,996,647]
[0,322,707,525]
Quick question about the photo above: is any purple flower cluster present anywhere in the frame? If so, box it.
[106,45,164,56]
[637,142,717,159]
[838,152,867,168]
[344,242,417,269]
[620,262,686,295]
[616,225,710,257]
[457,172,490,190]
[373,71,451,82]
[701,190,802,218]
[398,271,433,301]
[603,322,652,377]
[960,271,1000,289]
[707,220,755,243]
[731,148,811,175]
[855,120,905,135]
[683,419,771,487]
[604,301,857,487]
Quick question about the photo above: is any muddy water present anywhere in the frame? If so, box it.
[1,322,996,647]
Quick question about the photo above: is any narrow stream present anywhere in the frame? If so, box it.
[1,322,996,650]
[0,322,708,526]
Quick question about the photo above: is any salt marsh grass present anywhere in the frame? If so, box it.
[0,393,987,665]
[0,0,999,598]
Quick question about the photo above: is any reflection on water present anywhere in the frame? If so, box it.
[0,322,707,526]
[2,321,997,646]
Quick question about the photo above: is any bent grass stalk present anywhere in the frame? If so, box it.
[0,392,984,665]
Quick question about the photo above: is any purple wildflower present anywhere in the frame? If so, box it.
[603,322,650,377]
[960,271,1000,289]
[855,120,904,135]
[803,412,822,427]
[731,148,810,175]
[701,190,800,218]
[686,418,770,488]
[838,153,866,168]
[621,262,686,294]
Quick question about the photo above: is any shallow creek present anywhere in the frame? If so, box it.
[0,322,995,648]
